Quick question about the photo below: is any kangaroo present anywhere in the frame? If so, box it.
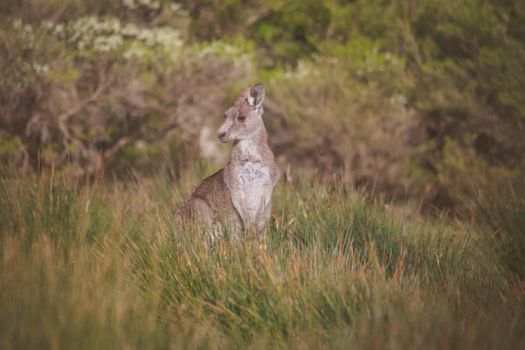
[175,83,281,233]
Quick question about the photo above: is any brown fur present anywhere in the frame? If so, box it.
[175,169,241,228]
[175,83,280,233]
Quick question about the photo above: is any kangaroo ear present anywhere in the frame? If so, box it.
[246,83,265,110]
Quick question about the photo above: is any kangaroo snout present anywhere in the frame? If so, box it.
[217,131,227,142]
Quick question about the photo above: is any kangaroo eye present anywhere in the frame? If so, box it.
[238,116,246,122]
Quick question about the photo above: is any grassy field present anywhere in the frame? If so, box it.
[0,167,524,349]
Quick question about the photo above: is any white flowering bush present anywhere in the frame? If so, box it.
[0,1,255,175]
[52,16,184,55]
[123,0,161,10]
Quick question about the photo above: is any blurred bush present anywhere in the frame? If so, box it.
[265,39,414,195]
[1,0,524,211]
[405,0,525,207]
[0,0,255,176]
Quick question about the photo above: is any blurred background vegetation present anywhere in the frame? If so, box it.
[2,1,525,348]
[1,0,524,211]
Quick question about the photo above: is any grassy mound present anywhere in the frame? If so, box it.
[1,169,523,349]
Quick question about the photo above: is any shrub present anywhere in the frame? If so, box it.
[265,38,414,195]
[0,1,255,176]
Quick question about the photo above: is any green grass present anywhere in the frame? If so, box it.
[0,169,524,349]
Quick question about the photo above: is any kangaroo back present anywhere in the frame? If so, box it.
[175,169,241,229]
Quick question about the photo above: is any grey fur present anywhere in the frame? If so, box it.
[176,84,280,233]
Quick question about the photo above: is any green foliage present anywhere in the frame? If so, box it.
[0,1,255,176]
[265,38,412,194]
[1,0,525,207]
[180,0,525,207]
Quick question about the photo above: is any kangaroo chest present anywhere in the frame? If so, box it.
[227,161,273,227]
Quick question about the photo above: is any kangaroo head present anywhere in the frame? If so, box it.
[217,83,265,143]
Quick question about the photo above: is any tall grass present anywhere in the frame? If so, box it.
[466,170,525,279]
[0,168,523,349]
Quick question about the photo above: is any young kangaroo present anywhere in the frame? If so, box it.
[176,83,280,233]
